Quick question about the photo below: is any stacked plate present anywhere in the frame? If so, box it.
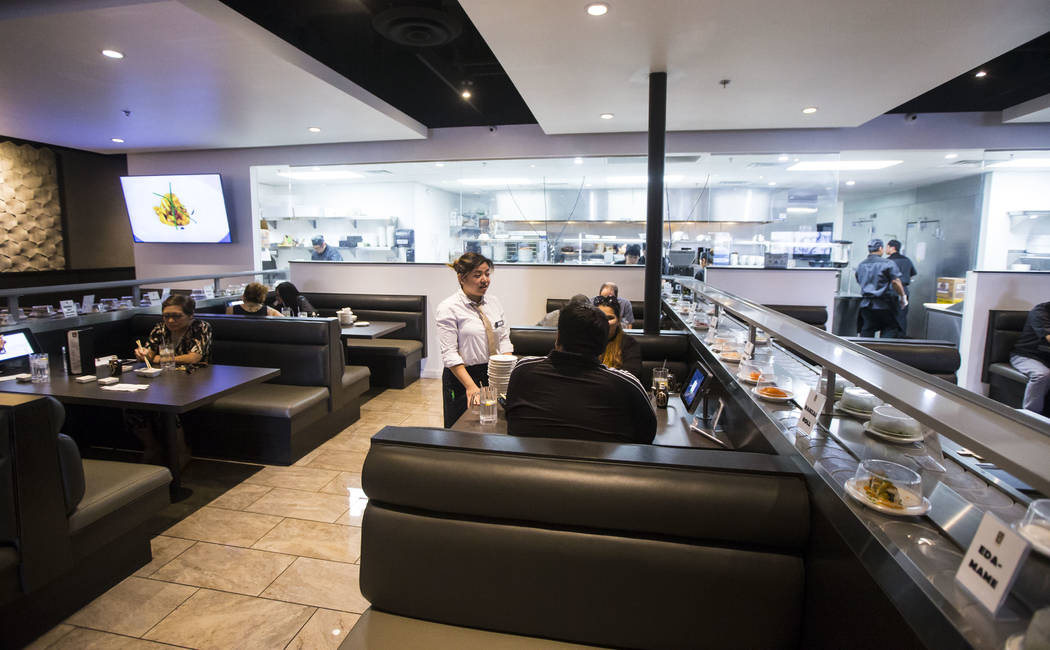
[487,354,518,395]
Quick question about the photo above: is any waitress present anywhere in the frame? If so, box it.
[435,252,513,428]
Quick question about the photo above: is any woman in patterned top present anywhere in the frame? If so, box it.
[135,294,212,365]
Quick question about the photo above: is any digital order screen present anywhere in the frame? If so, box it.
[681,366,708,410]
[0,331,36,363]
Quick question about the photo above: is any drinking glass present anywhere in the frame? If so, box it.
[479,385,498,424]
[29,353,50,383]
[281,307,292,317]
[1018,499,1050,551]
[159,344,175,370]
[652,367,670,392]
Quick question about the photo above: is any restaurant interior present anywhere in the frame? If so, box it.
[1,1,1050,648]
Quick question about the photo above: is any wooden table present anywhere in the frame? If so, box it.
[451,395,723,449]
[1,363,280,498]
[341,321,406,339]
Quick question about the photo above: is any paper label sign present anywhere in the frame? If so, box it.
[796,388,827,437]
[59,300,78,319]
[709,316,718,330]
[955,512,1029,614]
[161,288,171,300]
[202,286,215,299]
[744,341,755,359]
[81,294,95,312]
[146,291,161,304]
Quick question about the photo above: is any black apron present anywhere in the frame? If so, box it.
[442,363,489,428]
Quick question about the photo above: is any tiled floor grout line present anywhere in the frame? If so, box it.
[282,606,321,650]
[136,585,200,645]
[139,540,201,579]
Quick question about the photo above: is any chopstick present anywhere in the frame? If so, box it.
[137,339,153,369]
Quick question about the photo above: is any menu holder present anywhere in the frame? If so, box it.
[796,388,827,437]
[59,300,78,319]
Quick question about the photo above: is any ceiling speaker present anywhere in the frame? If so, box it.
[372,6,463,47]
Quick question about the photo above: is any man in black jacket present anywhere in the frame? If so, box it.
[505,302,657,444]
[885,239,917,335]
[1010,302,1050,414]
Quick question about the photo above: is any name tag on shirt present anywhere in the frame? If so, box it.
[494,320,504,329]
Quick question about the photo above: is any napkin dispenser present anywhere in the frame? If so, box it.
[66,328,95,375]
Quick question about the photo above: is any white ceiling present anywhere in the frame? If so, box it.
[459,0,1050,134]
[1003,93,1050,123]
[0,0,426,153]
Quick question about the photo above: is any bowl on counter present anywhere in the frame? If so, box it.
[846,459,928,515]
[870,405,922,438]
[840,386,881,413]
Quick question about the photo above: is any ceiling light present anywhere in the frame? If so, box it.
[461,90,472,99]
[606,175,682,184]
[435,162,445,167]
[573,157,584,165]
[975,70,987,78]
[311,167,321,171]
[988,158,1050,169]
[308,127,321,133]
[845,180,856,186]
[458,177,531,186]
[788,160,902,171]
[110,137,124,143]
[801,107,818,114]
[586,3,609,16]
[777,155,789,162]
[600,113,614,120]
[944,153,958,160]
[277,169,363,180]
[101,49,124,59]
[786,207,818,214]
[767,181,777,186]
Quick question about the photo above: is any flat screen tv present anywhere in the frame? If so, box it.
[120,174,232,243]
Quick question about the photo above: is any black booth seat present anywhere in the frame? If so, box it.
[509,327,692,389]
[766,304,828,330]
[545,297,644,323]
[130,314,370,465]
[847,338,961,384]
[303,292,427,389]
[983,310,1030,408]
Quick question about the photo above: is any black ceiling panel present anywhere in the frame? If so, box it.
[218,0,535,128]
[891,31,1050,114]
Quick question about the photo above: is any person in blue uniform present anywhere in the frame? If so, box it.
[1009,302,1050,414]
[885,239,917,336]
[855,239,907,338]
[310,235,343,261]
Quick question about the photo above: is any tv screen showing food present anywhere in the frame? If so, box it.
[120,174,232,243]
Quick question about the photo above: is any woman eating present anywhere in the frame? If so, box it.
[226,282,282,317]
[271,281,317,317]
[593,295,643,383]
[435,252,513,428]
[135,294,212,366]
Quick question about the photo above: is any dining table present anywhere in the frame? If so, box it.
[341,321,406,339]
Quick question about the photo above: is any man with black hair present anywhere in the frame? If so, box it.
[885,239,917,335]
[615,244,642,265]
[855,239,907,338]
[505,302,657,444]
[310,235,343,261]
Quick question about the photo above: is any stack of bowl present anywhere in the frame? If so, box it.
[487,354,518,396]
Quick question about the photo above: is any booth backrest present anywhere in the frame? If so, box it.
[847,338,961,384]
[359,428,808,650]
[302,293,427,356]
[130,314,342,393]
[982,310,1028,382]
[766,304,828,330]
[545,297,643,322]
[509,327,691,388]
[0,409,14,550]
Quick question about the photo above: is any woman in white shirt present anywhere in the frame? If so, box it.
[435,252,513,427]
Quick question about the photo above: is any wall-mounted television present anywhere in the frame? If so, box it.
[120,174,232,243]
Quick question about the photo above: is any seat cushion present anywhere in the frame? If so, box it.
[68,460,172,534]
[989,362,1028,384]
[343,366,371,397]
[56,434,85,516]
[203,384,329,419]
[348,339,423,357]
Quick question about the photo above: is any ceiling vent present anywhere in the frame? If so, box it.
[950,160,984,167]
[372,7,463,47]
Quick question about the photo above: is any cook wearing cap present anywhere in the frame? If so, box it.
[310,235,343,262]
[855,239,907,338]
[884,239,917,335]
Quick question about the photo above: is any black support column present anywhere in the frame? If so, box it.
[643,71,667,335]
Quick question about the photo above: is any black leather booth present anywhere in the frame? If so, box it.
[545,297,644,323]
[131,314,370,464]
[0,394,171,648]
[509,326,692,389]
[847,338,961,384]
[304,293,426,389]
[982,310,1029,408]
[351,427,809,650]
[766,304,828,330]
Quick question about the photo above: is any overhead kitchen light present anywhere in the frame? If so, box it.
[801,106,818,114]
[788,160,902,171]
[101,49,124,59]
[573,157,584,164]
[600,113,614,120]
[777,154,790,162]
[458,177,531,186]
[606,175,683,184]
[944,153,959,159]
[845,180,856,186]
[975,70,987,78]
[277,169,363,180]
[461,89,472,99]
[110,137,124,143]
[308,127,321,133]
[586,3,609,16]
[767,181,777,186]
[786,206,818,214]
[435,162,445,167]
[987,158,1050,169]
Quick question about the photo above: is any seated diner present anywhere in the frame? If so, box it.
[593,294,643,382]
[226,281,282,317]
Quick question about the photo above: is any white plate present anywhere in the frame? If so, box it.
[834,400,874,418]
[862,422,923,444]
[134,367,163,377]
[1014,523,1050,558]
[752,386,794,403]
[737,372,760,385]
[845,478,930,516]
[354,321,371,327]
[489,354,518,363]
[719,352,743,363]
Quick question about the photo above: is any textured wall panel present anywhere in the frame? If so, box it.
[0,141,64,271]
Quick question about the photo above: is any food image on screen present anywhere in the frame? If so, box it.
[120,174,232,243]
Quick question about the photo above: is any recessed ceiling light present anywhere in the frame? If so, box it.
[788,160,902,171]
[975,70,987,78]
[308,127,321,133]
[777,154,789,162]
[311,167,321,171]
[801,106,818,114]
[101,49,124,59]
[767,181,777,186]
[944,153,958,159]
[461,90,472,99]
[435,162,445,167]
[845,180,856,186]
[573,157,584,165]
[586,3,609,16]
[600,113,614,120]
[110,137,124,143]
[786,206,818,214]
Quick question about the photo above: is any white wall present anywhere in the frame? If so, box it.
[958,270,1049,392]
[704,268,840,330]
[289,261,645,378]
[977,171,1050,270]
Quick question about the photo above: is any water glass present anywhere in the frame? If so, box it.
[29,353,49,383]
[281,307,292,317]
[652,367,670,392]
[158,344,175,370]
[479,385,498,424]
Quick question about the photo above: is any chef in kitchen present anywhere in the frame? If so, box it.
[310,235,343,261]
